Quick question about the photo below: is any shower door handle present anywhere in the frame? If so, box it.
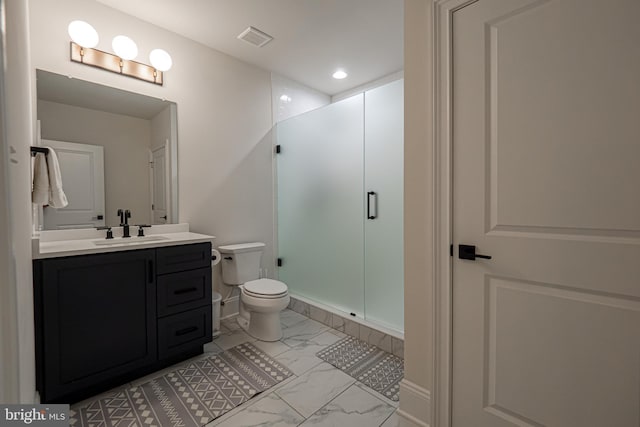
[367,191,377,219]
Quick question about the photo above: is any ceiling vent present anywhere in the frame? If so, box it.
[237,26,273,48]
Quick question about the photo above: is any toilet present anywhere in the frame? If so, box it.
[218,242,289,341]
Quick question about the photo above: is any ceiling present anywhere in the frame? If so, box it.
[95,0,404,96]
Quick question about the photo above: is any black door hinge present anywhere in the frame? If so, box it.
[275,145,281,154]
[450,244,453,257]
[277,258,283,267]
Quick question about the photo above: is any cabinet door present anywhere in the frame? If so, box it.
[40,249,156,402]
[158,306,212,360]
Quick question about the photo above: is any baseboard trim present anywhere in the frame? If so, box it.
[398,379,431,427]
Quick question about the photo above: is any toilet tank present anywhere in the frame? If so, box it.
[218,242,266,285]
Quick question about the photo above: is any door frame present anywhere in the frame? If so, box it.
[431,1,480,426]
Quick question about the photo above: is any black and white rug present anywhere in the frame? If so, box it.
[316,336,403,401]
[70,342,292,427]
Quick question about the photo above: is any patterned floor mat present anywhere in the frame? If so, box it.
[70,342,292,427]
[316,336,403,401]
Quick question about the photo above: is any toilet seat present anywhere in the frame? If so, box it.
[242,278,288,299]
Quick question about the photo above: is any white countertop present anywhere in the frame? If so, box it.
[33,223,215,259]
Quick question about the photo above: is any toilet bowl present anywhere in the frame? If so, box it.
[218,243,289,342]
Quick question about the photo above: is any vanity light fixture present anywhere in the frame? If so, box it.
[68,21,172,86]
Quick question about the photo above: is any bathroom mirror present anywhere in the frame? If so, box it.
[35,69,178,230]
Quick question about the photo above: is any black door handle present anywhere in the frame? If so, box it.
[161,215,167,220]
[367,191,377,219]
[458,244,492,261]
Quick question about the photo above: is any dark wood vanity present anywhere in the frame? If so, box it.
[33,242,212,403]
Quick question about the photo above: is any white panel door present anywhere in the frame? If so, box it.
[452,1,640,427]
[42,139,105,229]
[151,144,168,224]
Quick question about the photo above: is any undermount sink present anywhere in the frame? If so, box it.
[93,235,170,246]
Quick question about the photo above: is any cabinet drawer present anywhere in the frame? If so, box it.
[158,306,212,360]
[156,242,211,275]
[157,267,211,317]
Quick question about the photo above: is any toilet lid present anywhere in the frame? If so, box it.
[243,279,288,297]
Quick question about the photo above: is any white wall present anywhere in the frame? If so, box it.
[0,0,19,403]
[271,73,330,124]
[38,100,152,226]
[398,0,433,426]
[3,0,37,403]
[28,0,276,285]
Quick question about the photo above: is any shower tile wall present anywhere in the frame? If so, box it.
[288,297,404,359]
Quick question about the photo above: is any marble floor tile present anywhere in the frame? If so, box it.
[280,309,310,328]
[203,341,224,354]
[309,305,332,326]
[216,328,255,350]
[282,318,329,347]
[300,383,395,427]
[275,362,355,418]
[209,393,304,427]
[380,410,399,427]
[289,298,310,316]
[251,338,292,357]
[274,345,324,376]
[291,330,343,351]
[220,317,243,332]
[204,373,299,426]
[355,381,400,408]
[391,337,404,359]
[274,330,345,375]
[360,325,392,353]
[327,328,347,339]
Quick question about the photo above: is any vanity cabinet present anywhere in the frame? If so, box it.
[33,242,212,404]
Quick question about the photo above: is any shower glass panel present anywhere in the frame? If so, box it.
[277,94,365,316]
[364,79,404,331]
[277,79,404,333]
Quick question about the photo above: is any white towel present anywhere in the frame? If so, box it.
[44,147,68,208]
[31,152,50,204]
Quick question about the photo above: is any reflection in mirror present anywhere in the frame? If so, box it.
[35,69,178,230]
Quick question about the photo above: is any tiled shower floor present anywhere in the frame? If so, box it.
[75,309,399,426]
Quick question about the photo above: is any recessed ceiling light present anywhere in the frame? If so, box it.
[332,70,348,80]
[280,94,292,103]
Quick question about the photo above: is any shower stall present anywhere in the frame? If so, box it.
[276,79,404,333]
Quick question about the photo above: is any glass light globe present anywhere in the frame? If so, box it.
[68,20,99,48]
[112,35,138,60]
[149,49,173,71]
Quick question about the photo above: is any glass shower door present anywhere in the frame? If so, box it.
[364,79,404,331]
[277,94,365,316]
